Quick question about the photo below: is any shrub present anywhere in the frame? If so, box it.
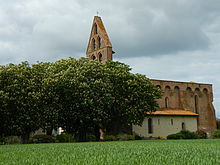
[31,135,55,143]
[180,130,198,139]
[167,130,198,139]
[134,135,143,140]
[117,134,135,141]
[56,133,74,143]
[5,136,21,144]
[196,130,207,139]
[0,137,5,145]
[212,129,220,138]
[86,134,96,142]
[167,133,184,139]
[127,135,135,140]
[104,135,118,141]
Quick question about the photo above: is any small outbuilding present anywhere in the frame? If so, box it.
[132,109,198,138]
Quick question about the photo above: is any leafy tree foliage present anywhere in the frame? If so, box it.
[0,62,44,143]
[0,58,161,142]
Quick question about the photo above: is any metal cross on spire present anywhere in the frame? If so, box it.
[96,11,99,16]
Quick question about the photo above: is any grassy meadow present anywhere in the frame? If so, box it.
[0,139,220,165]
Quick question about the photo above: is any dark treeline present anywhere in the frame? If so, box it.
[0,58,161,143]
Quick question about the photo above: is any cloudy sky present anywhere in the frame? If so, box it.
[0,0,220,117]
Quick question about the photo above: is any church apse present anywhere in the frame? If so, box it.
[150,79,217,132]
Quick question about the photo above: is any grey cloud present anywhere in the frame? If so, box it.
[0,0,220,116]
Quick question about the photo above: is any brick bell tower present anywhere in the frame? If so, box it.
[86,16,114,62]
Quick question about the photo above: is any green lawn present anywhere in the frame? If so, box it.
[0,139,220,165]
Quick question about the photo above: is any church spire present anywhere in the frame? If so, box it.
[86,16,114,62]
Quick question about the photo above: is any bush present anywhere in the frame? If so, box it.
[56,133,74,143]
[104,135,118,141]
[212,129,220,138]
[86,134,96,142]
[31,135,55,143]
[5,136,21,144]
[117,134,135,141]
[0,137,5,145]
[134,135,143,140]
[196,130,207,139]
[167,133,184,139]
[180,130,198,139]
[167,130,198,139]
[127,135,135,140]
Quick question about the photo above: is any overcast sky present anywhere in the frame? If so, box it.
[0,0,220,117]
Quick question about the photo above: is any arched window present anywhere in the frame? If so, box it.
[182,122,186,130]
[194,95,198,113]
[92,39,96,51]
[94,23,97,35]
[156,85,161,90]
[148,118,153,134]
[91,55,96,60]
[98,53,103,62]
[171,119,173,125]
[165,97,169,108]
[97,36,101,48]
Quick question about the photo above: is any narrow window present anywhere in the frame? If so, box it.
[92,39,96,51]
[194,95,198,113]
[94,23,97,35]
[165,97,169,108]
[148,118,153,134]
[158,119,160,125]
[171,119,173,125]
[98,53,103,62]
[97,36,101,48]
[194,95,199,125]
[182,122,186,130]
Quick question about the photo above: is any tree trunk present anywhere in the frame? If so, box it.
[46,128,53,136]
[21,132,30,144]
[107,119,122,135]
[76,128,86,142]
[94,126,100,141]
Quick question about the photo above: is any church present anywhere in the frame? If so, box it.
[86,16,217,138]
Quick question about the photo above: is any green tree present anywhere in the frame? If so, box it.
[47,58,112,141]
[49,58,161,140]
[103,61,161,135]
[0,62,44,143]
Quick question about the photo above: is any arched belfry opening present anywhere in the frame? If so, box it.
[98,53,103,62]
[97,36,101,49]
[86,16,114,62]
[91,55,96,60]
[92,38,96,51]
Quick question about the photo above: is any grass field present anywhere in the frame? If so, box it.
[0,139,220,165]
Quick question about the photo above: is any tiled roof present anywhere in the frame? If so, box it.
[217,118,220,121]
[146,109,198,116]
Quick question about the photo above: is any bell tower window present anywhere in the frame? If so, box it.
[98,53,103,62]
[94,23,97,35]
[97,36,101,48]
[92,39,96,51]
[91,55,96,60]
